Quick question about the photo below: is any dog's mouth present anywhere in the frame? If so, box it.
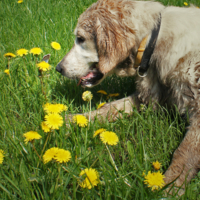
[78,63,104,87]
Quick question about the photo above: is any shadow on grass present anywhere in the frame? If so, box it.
[52,74,136,108]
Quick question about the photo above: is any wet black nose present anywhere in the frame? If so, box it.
[56,64,62,73]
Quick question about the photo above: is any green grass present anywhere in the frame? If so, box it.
[1,0,200,199]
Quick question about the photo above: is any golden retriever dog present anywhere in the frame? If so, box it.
[56,0,200,195]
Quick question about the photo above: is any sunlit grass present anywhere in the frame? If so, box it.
[1,0,200,199]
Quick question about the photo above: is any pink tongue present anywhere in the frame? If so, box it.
[83,72,94,79]
[77,72,94,86]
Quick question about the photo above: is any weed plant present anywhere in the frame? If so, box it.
[1,0,200,199]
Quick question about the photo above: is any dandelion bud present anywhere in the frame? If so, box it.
[82,91,93,102]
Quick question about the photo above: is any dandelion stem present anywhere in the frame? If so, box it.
[32,142,42,162]
[105,144,131,187]
[89,100,91,122]
[7,57,10,69]
[39,69,47,101]
[100,95,102,103]
[35,55,38,64]
[41,132,51,156]
[90,157,99,168]
[55,164,61,190]
[105,144,118,171]
[73,176,77,199]
[23,56,29,84]
[62,166,81,181]
[40,72,44,95]
[37,132,51,167]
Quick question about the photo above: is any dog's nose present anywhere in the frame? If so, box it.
[56,64,62,73]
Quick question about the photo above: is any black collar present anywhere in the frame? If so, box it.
[137,14,162,77]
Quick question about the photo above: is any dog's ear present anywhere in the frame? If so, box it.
[95,16,135,74]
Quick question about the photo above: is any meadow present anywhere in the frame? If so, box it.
[1,0,200,199]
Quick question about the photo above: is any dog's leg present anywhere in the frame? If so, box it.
[67,92,141,122]
[91,93,141,121]
[164,114,200,195]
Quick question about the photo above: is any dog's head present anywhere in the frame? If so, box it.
[56,0,139,87]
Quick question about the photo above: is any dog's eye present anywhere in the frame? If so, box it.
[77,36,85,44]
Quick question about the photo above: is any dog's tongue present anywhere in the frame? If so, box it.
[77,72,94,86]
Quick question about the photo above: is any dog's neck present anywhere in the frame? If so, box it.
[134,13,162,77]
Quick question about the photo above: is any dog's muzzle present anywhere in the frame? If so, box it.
[56,64,62,73]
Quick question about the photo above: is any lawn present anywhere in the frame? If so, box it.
[1,0,200,199]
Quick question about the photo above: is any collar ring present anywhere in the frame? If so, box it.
[137,66,148,78]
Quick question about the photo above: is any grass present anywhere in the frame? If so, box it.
[1,0,200,199]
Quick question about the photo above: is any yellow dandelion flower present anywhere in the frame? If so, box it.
[43,147,59,164]
[79,168,99,189]
[73,115,88,127]
[97,102,106,109]
[57,103,68,112]
[43,103,50,109]
[18,0,23,3]
[30,47,43,55]
[51,42,61,50]
[43,103,68,114]
[142,170,146,177]
[41,121,51,133]
[4,69,10,75]
[0,150,5,164]
[4,53,16,58]
[45,113,63,130]
[23,131,42,144]
[107,93,120,98]
[97,90,107,95]
[152,161,162,170]
[184,2,188,6]
[144,171,165,191]
[16,48,28,57]
[82,91,93,102]
[100,131,119,145]
[93,128,106,137]
[37,61,51,71]
[54,149,71,163]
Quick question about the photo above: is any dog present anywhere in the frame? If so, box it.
[56,0,200,195]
